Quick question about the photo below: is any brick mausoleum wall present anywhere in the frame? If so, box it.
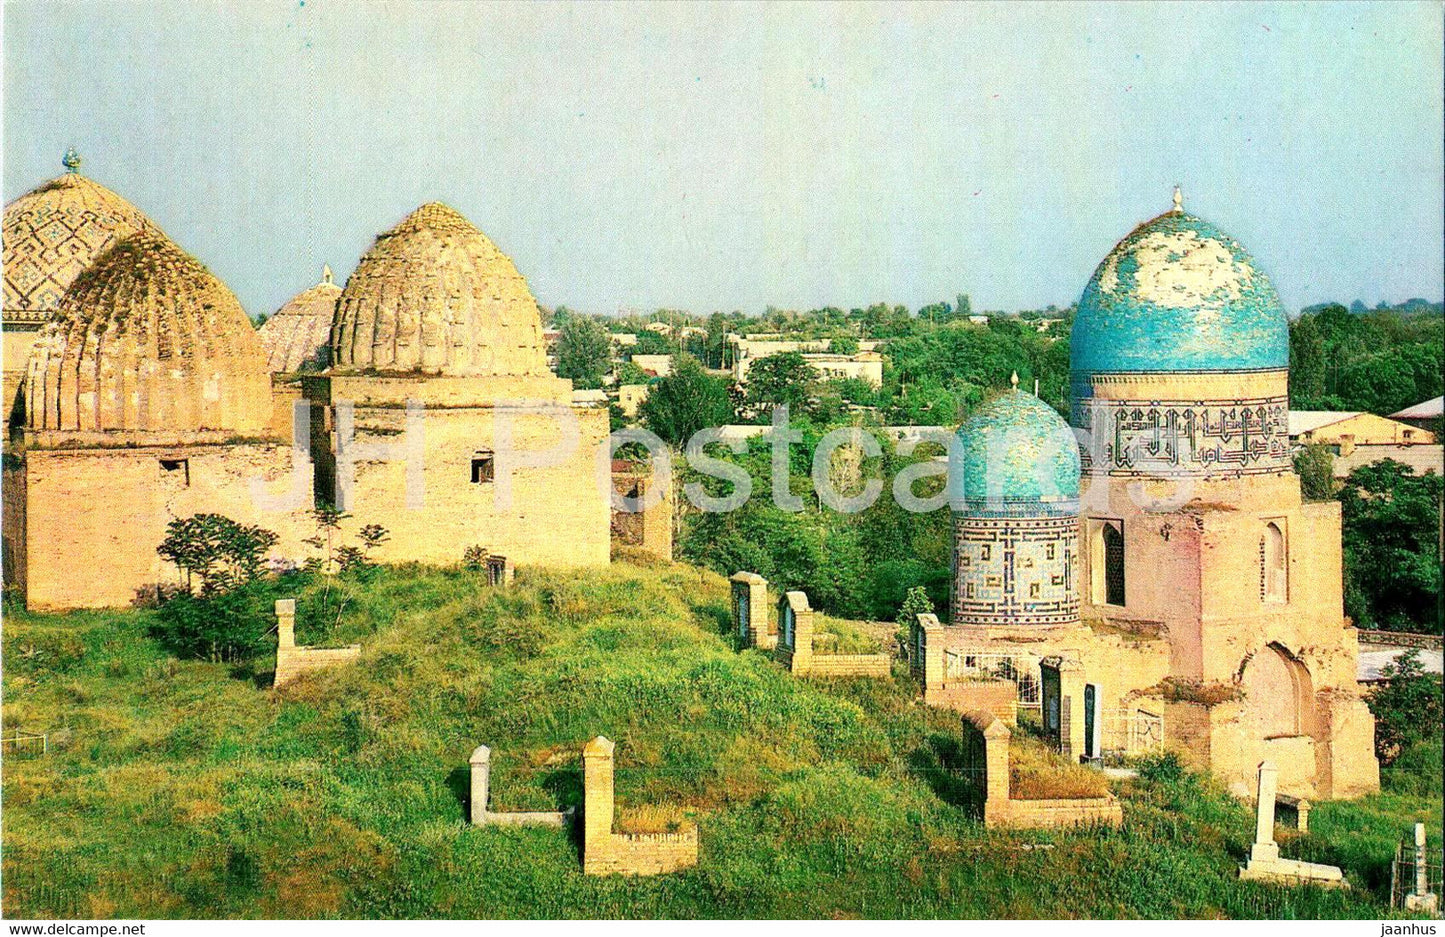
[23,443,314,610]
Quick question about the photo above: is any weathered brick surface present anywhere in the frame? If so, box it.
[582,735,698,876]
[926,680,1018,722]
[273,599,360,688]
[961,709,1123,830]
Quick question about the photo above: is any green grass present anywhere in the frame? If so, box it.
[2,561,1440,919]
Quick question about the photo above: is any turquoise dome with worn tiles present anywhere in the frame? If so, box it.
[951,386,1080,514]
[1071,197,1288,374]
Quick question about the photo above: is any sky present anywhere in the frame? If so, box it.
[4,1,1442,319]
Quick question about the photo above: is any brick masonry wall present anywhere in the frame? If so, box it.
[23,443,315,610]
[583,736,698,876]
[275,645,361,687]
[926,680,1018,721]
[999,797,1124,829]
[808,654,892,678]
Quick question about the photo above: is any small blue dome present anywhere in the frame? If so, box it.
[951,388,1080,514]
[1071,206,1288,375]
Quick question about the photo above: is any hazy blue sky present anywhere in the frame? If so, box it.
[5,1,1442,319]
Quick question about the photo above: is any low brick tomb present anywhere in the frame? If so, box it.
[1276,792,1312,833]
[960,710,1122,830]
[1238,761,1345,886]
[273,599,361,687]
[485,555,514,587]
[468,744,571,828]
[730,572,774,648]
[911,614,1020,718]
[1040,655,1087,760]
[582,736,698,876]
[774,590,890,678]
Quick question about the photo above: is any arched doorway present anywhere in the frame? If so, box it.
[1242,643,1316,738]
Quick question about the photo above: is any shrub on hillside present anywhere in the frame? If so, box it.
[1368,649,1445,764]
[150,579,280,664]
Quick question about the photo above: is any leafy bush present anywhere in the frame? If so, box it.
[1367,649,1445,763]
[896,585,934,626]
[150,580,280,663]
[1136,750,1186,783]
[157,514,278,594]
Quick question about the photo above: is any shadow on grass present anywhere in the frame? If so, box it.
[445,765,471,823]
[908,732,984,818]
[543,765,586,857]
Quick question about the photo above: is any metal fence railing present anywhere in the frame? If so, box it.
[1,731,48,759]
[1391,825,1443,915]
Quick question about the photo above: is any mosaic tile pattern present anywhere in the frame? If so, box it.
[1071,209,1288,375]
[3,168,154,326]
[953,389,1081,511]
[1072,392,1291,477]
[952,514,1079,627]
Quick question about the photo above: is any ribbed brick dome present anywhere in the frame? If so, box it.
[329,202,549,376]
[3,154,156,327]
[26,230,270,435]
[259,266,340,372]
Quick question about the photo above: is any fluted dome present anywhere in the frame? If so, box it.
[259,266,340,372]
[329,202,549,376]
[1071,195,1288,375]
[4,157,157,326]
[26,230,270,435]
[953,385,1080,513]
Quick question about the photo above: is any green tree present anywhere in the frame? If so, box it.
[1367,650,1445,763]
[1293,443,1336,502]
[556,317,612,390]
[830,335,860,355]
[745,351,815,414]
[1339,460,1443,632]
[639,354,734,446]
[157,514,279,595]
[631,331,673,356]
[614,360,651,386]
[1288,314,1326,405]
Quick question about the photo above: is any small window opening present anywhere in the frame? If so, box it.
[471,450,495,484]
[160,458,190,486]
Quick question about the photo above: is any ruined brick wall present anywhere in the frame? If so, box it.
[310,377,610,571]
[611,470,672,562]
[22,442,314,610]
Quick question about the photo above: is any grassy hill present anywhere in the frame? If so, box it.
[2,559,1440,919]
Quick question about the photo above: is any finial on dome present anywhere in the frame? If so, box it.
[1010,370,1019,389]
[1172,185,1183,213]
[62,147,82,174]
[322,263,333,285]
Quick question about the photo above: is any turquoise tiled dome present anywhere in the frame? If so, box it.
[951,388,1080,514]
[1071,204,1288,374]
